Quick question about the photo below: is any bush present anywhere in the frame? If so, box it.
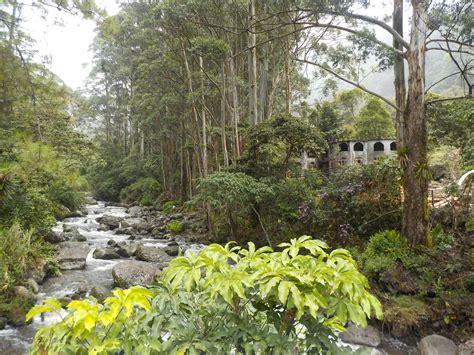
[359,230,409,274]
[29,236,382,354]
[120,178,161,205]
[166,221,183,234]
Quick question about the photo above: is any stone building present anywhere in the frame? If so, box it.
[301,138,397,172]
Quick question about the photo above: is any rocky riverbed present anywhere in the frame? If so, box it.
[0,200,205,354]
[0,200,470,354]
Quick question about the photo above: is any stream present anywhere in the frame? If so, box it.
[0,201,417,354]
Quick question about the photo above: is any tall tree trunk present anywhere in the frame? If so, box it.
[393,0,406,147]
[229,54,241,159]
[402,0,429,247]
[199,55,209,177]
[285,49,291,114]
[259,55,269,122]
[221,61,229,167]
[248,0,258,127]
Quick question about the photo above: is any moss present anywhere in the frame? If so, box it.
[383,295,431,337]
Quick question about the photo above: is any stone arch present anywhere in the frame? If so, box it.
[354,142,364,151]
[390,142,397,151]
[374,142,384,151]
[339,142,349,152]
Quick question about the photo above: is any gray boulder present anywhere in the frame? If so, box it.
[116,242,138,257]
[25,279,39,294]
[13,286,37,304]
[63,225,87,242]
[128,206,144,217]
[90,285,111,302]
[112,260,161,288]
[418,334,457,355]
[122,217,147,228]
[458,339,474,355]
[57,242,90,270]
[0,316,7,330]
[93,247,121,260]
[96,215,123,230]
[162,241,180,256]
[25,259,49,284]
[135,244,172,263]
[339,325,381,348]
[115,226,135,235]
[44,230,65,243]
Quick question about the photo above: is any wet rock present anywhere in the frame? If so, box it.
[7,307,27,326]
[162,241,180,256]
[107,239,117,247]
[128,206,144,217]
[63,225,87,242]
[59,297,72,307]
[169,213,183,220]
[25,259,49,284]
[98,224,110,232]
[44,230,65,243]
[122,217,147,228]
[25,279,39,294]
[115,226,135,235]
[380,264,418,295]
[93,247,121,260]
[14,286,37,304]
[90,285,111,302]
[116,242,138,257]
[57,242,90,270]
[0,316,7,330]
[339,324,381,347]
[112,260,162,288]
[418,334,457,355]
[458,339,474,355]
[135,244,173,263]
[96,215,123,230]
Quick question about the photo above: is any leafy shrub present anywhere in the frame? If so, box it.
[161,200,179,213]
[317,159,401,243]
[120,177,161,205]
[359,230,409,274]
[29,236,382,354]
[166,221,183,234]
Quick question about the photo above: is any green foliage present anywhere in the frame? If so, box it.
[241,114,326,179]
[0,223,57,310]
[120,177,161,206]
[166,221,183,234]
[359,230,409,274]
[30,237,382,354]
[354,97,395,139]
[316,159,402,242]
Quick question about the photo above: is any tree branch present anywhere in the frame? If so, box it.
[426,96,473,105]
[295,57,402,112]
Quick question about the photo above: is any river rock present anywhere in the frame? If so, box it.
[339,325,381,348]
[162,241,180,256]
[63,225,87,242]
[57,242,90,270]
[135,244,172,263]
[122,217,147,228]
[25,279,39,294]
[13,286,37,304]
[116,242,138,257]
[458,339,474,355]
[90,285,111,302]
[93,247,121,260]
[112,260,162,288]
[85,196,97,204]
[96,215,122,230]
[98,224,110,231]
[44,230,65,243]
[128,206,144,217]
[107,239,117,247]
[115,226,135,235]
[418,334,457,355]
[7,307,27,327]
[0,317,6,330]
[25,259,49,284]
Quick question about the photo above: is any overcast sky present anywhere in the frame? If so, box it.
[20,1,399,94]
[22,0,120,90]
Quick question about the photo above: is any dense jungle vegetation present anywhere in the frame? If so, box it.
[0,0,473,353]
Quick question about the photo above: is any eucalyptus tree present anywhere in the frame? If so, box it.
[260,0,473,246]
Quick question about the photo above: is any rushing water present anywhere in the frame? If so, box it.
[0,201,203,354]
[0,202,417,354]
